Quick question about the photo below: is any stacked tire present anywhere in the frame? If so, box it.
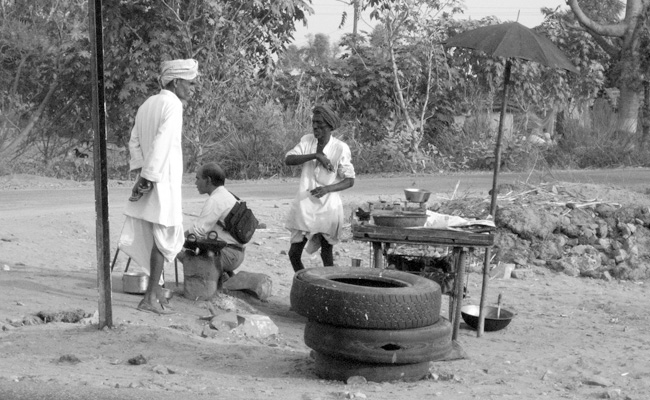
[290,267,451,383]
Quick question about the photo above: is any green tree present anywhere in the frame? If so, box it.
[365,0,463,163]
[102,0,312,172]
[0,0,91,166]
[567,0,649,136]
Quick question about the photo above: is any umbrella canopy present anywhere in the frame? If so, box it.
[444,21,578,338]
[445,21,578,73]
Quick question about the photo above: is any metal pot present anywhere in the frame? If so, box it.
[122,272,148,294]
[404,188,431,203]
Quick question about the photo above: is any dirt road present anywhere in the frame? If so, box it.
[1,170,649,400]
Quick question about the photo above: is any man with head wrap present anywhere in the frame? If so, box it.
[118,59,199,314]
[284,104,355,272]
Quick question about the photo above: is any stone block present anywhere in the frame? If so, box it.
[627,223,636,234]
[234,314,278,338]
[511,269,533,279]
[223,271,273,301]
[490,263,514,279]
[209,312,238,330]
[597,238,612,251]
[613,249,628,264]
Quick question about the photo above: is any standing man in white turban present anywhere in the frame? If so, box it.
[119,59,199,314]
[285,104,355,272]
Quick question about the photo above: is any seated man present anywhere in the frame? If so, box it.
[181,163,245,278]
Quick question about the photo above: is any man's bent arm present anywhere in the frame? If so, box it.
[285,153,318,166]
[322,177,354,193]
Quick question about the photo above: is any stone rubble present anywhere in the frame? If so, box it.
[436,183,650,281]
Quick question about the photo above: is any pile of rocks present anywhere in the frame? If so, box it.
[435,183,650,281]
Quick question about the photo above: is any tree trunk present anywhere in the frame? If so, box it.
[642,80,650,149]
[0,79,58,160]
[616,84,641,135]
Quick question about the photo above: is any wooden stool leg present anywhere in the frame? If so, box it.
[110,248,120,272]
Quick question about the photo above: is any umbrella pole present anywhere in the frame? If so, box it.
[478,59,512,337]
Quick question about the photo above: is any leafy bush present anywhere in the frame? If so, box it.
[547,110,648,169]
[199,99,312,180]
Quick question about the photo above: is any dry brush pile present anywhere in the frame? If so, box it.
[435,182,650,281]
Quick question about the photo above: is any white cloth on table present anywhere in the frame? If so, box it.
[285,134,355,254]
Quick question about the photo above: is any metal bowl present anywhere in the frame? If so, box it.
[461,304,515,332]
[372,211,428,227]
[404,188,431,203]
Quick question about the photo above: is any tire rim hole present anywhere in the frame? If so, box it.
[380,343,402,351]
[332,278,407,288]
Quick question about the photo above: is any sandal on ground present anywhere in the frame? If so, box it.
[137,300,174,315]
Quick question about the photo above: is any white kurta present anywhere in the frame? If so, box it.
[124,89,184,227]
[285,134,355,253]
[189,186,241,246]
[118,89,185,274]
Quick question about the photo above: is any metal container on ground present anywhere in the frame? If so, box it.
[122,272,149,294]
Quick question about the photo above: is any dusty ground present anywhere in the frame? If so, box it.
[1,173,649,400]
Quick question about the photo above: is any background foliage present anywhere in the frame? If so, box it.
[1,0,649,181]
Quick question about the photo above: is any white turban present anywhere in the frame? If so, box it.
[159,59,199,87]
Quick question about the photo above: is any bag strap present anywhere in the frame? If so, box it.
[227,190,241,201]
[217,190,241,229]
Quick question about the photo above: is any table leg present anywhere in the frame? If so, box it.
[452,247,467,341]
[477,247,492,337]
[372,242,383,268]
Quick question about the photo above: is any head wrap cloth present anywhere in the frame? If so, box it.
[159,59,199,87]
[313,105,341,130]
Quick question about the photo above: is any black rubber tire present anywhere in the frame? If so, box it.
[290,267,441,329]
[304,318,452,364]
[312,351,431,383]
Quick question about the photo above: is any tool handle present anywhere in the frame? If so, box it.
[497,293,502,318]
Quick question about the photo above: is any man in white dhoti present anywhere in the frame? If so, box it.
[285,105,355,272]
[119,58,199,314]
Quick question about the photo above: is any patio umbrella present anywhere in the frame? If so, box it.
[444,21,578,336]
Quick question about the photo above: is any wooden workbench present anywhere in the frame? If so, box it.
[352,223,494,341]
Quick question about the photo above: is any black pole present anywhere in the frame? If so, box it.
[478,58,512,337]
[88,0,112,328]
[489,59,512,216]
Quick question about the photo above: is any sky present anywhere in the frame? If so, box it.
[292,0,569,46]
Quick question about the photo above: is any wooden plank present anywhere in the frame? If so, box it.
[352,225,494,247]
